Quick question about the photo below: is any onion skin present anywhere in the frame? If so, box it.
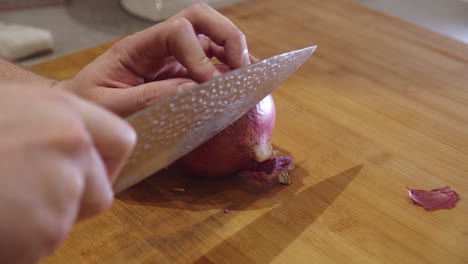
[176,64,294,183]
[177,94,276,177]
[407,186,460,210]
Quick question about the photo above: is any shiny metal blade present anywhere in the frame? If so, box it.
[113,45,317,193]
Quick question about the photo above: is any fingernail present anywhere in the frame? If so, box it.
[212,70,221,78]
[243,50,251,66]
[177,81,197,94]
[250,55,260,63]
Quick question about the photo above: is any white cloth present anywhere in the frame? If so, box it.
[0,23,53,61]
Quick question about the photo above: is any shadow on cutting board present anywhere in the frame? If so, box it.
[115,157,362,262]
[193,164,363,264]
[116,146,308,212]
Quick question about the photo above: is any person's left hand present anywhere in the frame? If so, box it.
[59,3,253,117]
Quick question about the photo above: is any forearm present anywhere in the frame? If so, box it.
[0,58,56,88]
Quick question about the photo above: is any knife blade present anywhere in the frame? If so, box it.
[112,45,317,193]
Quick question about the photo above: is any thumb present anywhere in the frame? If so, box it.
[103,78,198,117]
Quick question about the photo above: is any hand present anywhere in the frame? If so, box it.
[0,82,135,263]
[60,2,252,117]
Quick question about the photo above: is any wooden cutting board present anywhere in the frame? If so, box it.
[30,0,468,263]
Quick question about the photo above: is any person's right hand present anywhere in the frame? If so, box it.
[0,82,136,264]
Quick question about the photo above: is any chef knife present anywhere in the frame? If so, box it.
[112,45,317,193]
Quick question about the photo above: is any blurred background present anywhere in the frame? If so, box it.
[1,0,467,65]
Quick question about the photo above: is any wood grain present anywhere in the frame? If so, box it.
[30,0,468,263]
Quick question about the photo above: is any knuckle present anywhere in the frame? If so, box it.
[57,123,93,154]
[37,199,75,256]
[232,29,246,43]
[105,121,136,181]
[41,218,70,256]
[35,163,84,256]
[50,122,93,156]
[120,123,137,155]
[190,1,210,11]
[137,86,159,110]
[109,38,129,57]
[61,167,85,206]
[196,51,212,65]
[83,188,114,218]
[96,190,114,213]
[39,92,94,157]
[46,89,75,106]
[168,17,193,33]
[49,175,82,249]
[113,120,137,157]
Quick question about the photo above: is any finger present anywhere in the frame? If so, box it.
[173,2,250,68]
[77,146,113,220]
[151,52,259,86]
[110,3,248,83]
[96,78,198,117]
[56,93,135,220]
[250,55,260,63]
[152,36,228,80]
[150,58,188,81]
[71,96,137,182]
[49,101,115,220]
[198,35,259,66]
[115,17,219,83]
[164,19,220,82]
[214,64,233,73]
[198,34,228,64]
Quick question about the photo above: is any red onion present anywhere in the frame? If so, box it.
[176,65,294,185]
[407,186,460,210]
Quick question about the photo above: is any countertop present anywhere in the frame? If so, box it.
[2,0,467,66]
[30,0,468,263]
